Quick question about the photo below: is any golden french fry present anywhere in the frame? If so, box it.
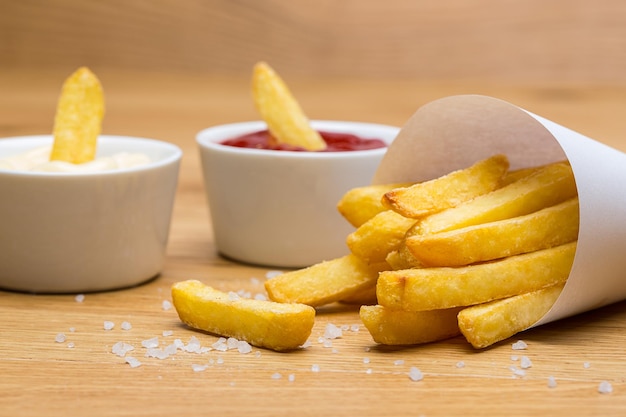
[411,162,577,236]
[457,284,565,349]
[406,198,579,267]
[360,305,461,345]
[340,283,378,305]
[382,154,509,218]
[50,67,105,163]
[172,280,315,352]
[385,242,424,270]
[377,242,576,312]
[338,182,413,227]
[346,210,417,264]
[264,255,389,307]
[251,61,326,151]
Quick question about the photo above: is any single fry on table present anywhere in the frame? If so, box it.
[172,280,315,352]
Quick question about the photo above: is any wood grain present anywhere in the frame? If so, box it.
[2,0,626,83]
[1,69,626,416]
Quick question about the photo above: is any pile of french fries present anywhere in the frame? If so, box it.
[172,61,579,351]
[266,154,579,348]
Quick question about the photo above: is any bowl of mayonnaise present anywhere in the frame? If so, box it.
[0,135,182,293]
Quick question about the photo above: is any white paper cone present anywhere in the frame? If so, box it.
[373,94,626,326]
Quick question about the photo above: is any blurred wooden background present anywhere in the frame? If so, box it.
[2,0,626,84]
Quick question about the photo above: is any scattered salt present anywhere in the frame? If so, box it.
[226,337,239,350]
[324,323,343,339]
[67,342,75,349]
[228,291,240,301]
[55,333,66,343]
[103,321,115,331]
[185,336,202,353]
[162,300,172,311]
[125,356,142,368]
[365,368,373,374]
[69,327,76,333]
[254,293,268,301]
[192,364,208,372]
[141,337,160,349]
[250,277,260,286]
[598,381,613,394]
[408,367,423,382]
[75,294,85,303]
[363,357,370,364]
[146,347,170,360]
[456,361,465,369]
[511,340,528,350]
[511,355,519,361]
[394,360,405,366]
[509,366,526,377]
[583,362,591,369]
[121,321,132,331]
[520,356,533,369]
[547,376,557,388]
[350,324,360,332]
[216,356,224,365]
[322,339,333,348]
[300,341,312,349]
[288,374,296,382]
[271,372,282,379]
[162,330,173,337]
[311,364,320,372]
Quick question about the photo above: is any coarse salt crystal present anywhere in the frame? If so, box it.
[512,340,528,350]
[250,277,260,286]
[324,323,343,340]
[103,321,115,331]
[162,300,172,311]
[322,339,333,348]
[520,356,532,369]
[185,336,202,353]
[363,357,370,364]
[237,340,252,354]
[141,337,159,349]
[547,376,557,388]
[350,324,360,332]
[69,327,76,333]
[288,374,295,382]
[265,270,283,279]
[226,337,240,349]
[254,293,268,301]
[216,356,224,365]
[509,366,526,377]
[408,367,423,382]
[365,368,373,374]
[55,333,66,343]
[394,360,405,366]
[228,291,240,301]
[162,330,173,337]
[192,364,208,372]
[583,362,591,369]
[300,340,312,349]
[271,372,282,380]
[121,321,132,331]
[125,356,142,368]
[75,294,85,303]
[146,348,170,360]
[456,361,465,368]
[311,364,320,372]
[112,341,135,357]
[67,342,75,349]
[598,381,613,394]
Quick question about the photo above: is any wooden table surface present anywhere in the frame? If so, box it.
[2,69,626,416]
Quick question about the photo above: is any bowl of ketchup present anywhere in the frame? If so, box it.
[197,120,399,268]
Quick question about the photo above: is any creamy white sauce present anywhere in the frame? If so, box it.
[0,146,151,172]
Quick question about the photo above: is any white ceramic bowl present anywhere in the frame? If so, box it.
[197,120,399,268]
[0,135,182,293]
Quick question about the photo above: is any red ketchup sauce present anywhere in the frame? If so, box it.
[221,130,387,152]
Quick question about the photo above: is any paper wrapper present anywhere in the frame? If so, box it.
[373,94,626,327]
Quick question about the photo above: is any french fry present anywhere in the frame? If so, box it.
[457,284,565,349]
[172,280,315,352]
[50,67,105,163]
[264,254,389,307]
[340,283,378,305]
[360,305,462,345]
[411,161,577,235]
[377,242,576,312]
[406,198,580,267]
[346,210,417,264]
[385,242,424,270]
[338,182,412,227]
[252,61,326,151]
[382,154,509,218]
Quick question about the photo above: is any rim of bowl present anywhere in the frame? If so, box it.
[0,135,182,177]
[196,120,399,159]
